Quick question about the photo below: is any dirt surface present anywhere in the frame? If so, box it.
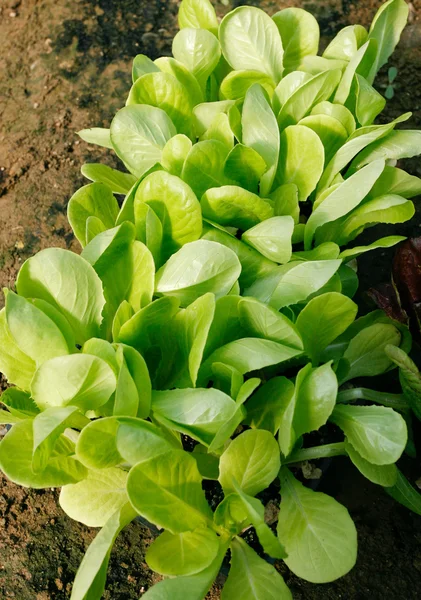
[1,0,421,598]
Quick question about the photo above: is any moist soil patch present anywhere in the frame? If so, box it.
[1,0,421,598]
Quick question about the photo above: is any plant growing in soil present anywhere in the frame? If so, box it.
[1,0,421,598]
[385,65,399,99]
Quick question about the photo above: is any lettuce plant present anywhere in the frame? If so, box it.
[1,0,420,598]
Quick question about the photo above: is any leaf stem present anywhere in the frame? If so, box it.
[285,442,347,464]
[337,387,409,412]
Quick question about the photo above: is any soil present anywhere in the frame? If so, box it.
[1,0,421,598]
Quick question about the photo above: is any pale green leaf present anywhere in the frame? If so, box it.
[273,72,312,115]
[317,113,411,193]
[0,410,21,424]
[116,416,180,465]
[178,0,219,35]
[77,127,113,149]
[367,165,421,199]
[113,344,151,418]
[200,338,303,382]
[154,293,215,389]
[70,503,136,600]
[201,185,273,230]
[173,28,221,90]
[204,295,244,359]
[81,222,136,336]
[385,344,421,420]
[273,7,319,73]
[271,183,299,223]
[324,194,414,247]
[132,53,160,83]
[296,292,358,364]
[342,322,401,381]
[110,105,176,178]
[127,73,193,137]
[276,125,324,201]
[32,405,86,472]
[193,100,235,136]
[117,296,180,354]
[207,403,246,453]
[299,114,348,165]
[297,55,346,76]
[220,7,283,82]
[350,73,386,127]
[292,362,338,441]
[220,70,275,101]
[245,260,341,310]
[238,297,303,349]
[278,468,357,583]
[0,388,39,419]
[278,69,342,130]
[367,0,409,83]
[76,417,122,470]
[86,216,106,244]
[224,144,267,193]
[339,236,406,262]
[0,419,87,488]
[112,303,140,347]
[292,242,340,262]
[127,450,213,532]
[219,428,281,496]
[323,24,368,60]
[182,139,232,199]
[146,527,219,576]
[152,387,238,447]
[60,467,128,527]
[155,240,241,307]
[334,39,377,104]
[305,159,385,249]
[350,130,421,171]
[222,537,291,600]
[231,481,286,559]
[161,134,192,177]
[345,440,398,486]
[126,240,155,312]
[155,56,204,108]
[31,354,116,412]
[385,469,421,515]
[201,222,277,289]
[242,83,279,196]
[330,405,407,465]
[311,100,356,136]
[134,170,202,261]
[83,338,119,374]
[200,113,234,150]
[81,164,137,195]
[5,291,71,366]
[16,248,106,344]
[141,541,228,600]
[245,376,295,435]
[68,182,119,248]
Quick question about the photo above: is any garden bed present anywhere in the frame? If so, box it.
[1,0,421,598]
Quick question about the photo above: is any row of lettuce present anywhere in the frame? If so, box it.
[1,1,421,599]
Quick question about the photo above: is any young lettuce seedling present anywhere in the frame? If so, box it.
[1,0,420,598]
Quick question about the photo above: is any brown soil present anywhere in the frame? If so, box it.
[1,0,421,598]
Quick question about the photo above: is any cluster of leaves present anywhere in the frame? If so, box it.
[1,0,421,598]
[368,236,421,507]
